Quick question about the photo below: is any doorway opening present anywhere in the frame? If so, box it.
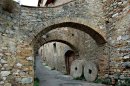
[65,50,76,74]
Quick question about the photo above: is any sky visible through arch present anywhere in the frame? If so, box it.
[14,0,38,6]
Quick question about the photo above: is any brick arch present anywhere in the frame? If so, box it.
[30,18,106,46]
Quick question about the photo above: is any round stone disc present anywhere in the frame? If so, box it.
[84,61,98,82]
[70,60,84,78]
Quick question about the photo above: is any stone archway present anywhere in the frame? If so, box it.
[0,0,109,85]
[42,40,78,53]
[34,39,79,70]
[37,41,78,72]
[18,3,107,84]
[31,22,106,81]
[34,39,79,56]
[31,21,106,61]
[31,21,106,46]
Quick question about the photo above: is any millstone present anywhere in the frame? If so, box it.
[84,61,98,82]
[70,60,84,78]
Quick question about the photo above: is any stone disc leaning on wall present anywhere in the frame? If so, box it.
[70,59,84,78]
[84,61,98,82]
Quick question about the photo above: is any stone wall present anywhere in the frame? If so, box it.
[103,0,130,84]
[39,42,71,73]
[0,0,129,85]
[0,5,34,86]
[0,0,106,85]
[0,6,17,86]
[20,0,106,44]
[46,28,106,61]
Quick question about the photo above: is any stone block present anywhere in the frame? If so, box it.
[0,81,4,85]
[21,77,33,84]
[1,71,11,77]
[16,63,23,68]
[28,66,33,70]
[23,67,30,71]
[0,64,2,68]
[26,56,33,61]
[0,59,7,64]
[19,60,29,65]
[4,83,11,86]
[19,49,32,57]
[4,53,11,56]
[0,53,4,57]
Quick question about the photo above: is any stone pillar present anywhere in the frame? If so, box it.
[0,5,20,86]
[12,43,34,86]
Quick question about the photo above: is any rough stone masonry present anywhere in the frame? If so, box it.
[0,0,129,86]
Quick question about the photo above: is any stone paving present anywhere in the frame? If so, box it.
[35,56,106,86]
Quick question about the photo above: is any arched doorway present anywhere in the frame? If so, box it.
[34,39,79,56]
[32,22,106,76]
[31,22,106,46]
[35,40,79,72]
[31,22,106,85]
[65,50,76,74]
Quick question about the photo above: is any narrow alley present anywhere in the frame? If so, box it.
[0,0,130,86]
[35,56,106,86]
